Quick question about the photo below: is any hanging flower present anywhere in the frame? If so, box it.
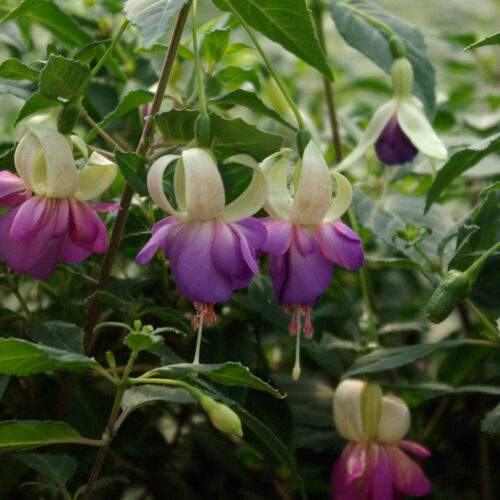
[337,57,447,169]
[261,141,364,379]
[136,148,268,334]
[331,379,431,500]
[0,124,119,280]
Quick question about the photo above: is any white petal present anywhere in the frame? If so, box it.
[333,379,366,442]
[71,134,89,162]
[74,152,118,201]
[14,131,42,193]
[182,148,225,220]
[377,395,410,443]
[260,149,294,221]
[335,100,397,173]
[323,172,353,223]
[222,154,269,222]
[147,154,186,218]
[397,98,447,160]
[23,123,78,198]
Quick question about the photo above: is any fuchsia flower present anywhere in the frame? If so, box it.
[260,141,364,378]
[136,148,268,338]
[332,380,431,500]
[0,124,119,280]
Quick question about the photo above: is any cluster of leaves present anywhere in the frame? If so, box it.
[0,0,499,499]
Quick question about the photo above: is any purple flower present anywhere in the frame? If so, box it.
[332,380,431,500]
[0,124,119,280]
[136,148,268,335]
[261,142,364,378]
[375,114,418,165]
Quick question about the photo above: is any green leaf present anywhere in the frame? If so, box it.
[482,403,500,435]
[343,339,468,378]
[212,89,296,130]
[216,65,260,91]
[0,59,39,81]
[114,150,148,196]
[425,133,500,212]
[39,55,90,100]
[0,376,10,399]
[365,256,423,270]
[74,476,129,499]
[212,0,333,82]
[151,362,283,399]
[0,338,98,376]
[124,332,164,353]
[74,39,111,64]
[480,181,500,196]
[155,109,198,145]
[329,0,436,116]
[13,453,76,484]
[0,421,80,453]
[26,319,84,355]
[0,78,33,99]
[465,31,500,51]
[124,0,190,48]
[15,92,59,126]
[121,385,196,412]
[203,27,231,66]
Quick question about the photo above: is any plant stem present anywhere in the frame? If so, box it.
[192,0,207,115]
[81,351,138,500]
[464,299,498,338]
[221,0,305,129]
[83,2,192,354]
[3,266,31,318]
[338,2,395,36]
[465,241,500,278]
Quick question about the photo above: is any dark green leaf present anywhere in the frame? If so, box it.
[213,0,333,82]
[74,475,129,499]
[212,89,296,130]
[74,39,111,64]
[0,376,9,399]
[0,338,98,376]
[0,59,39,81]
[124,0,190,48]
[0,421,80,453]
[115,150,148,196]
[203,28,231,66]
[13,453,76,484]
[15,92,59,126]
[121,385,196,412]
[425,133,500,212]
[329,0,436,116]
[39,55,90,99]
[465,32,500,51]
[124,332,164,353]
[86,290,130,310]
[216,65,261,91]
[343,339,468,378]
[26,319,84,355]
[482,403,500,435]
[155,109,198,145]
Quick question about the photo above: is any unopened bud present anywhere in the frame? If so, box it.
[389,36,406,59]
[133,319,142,332]
[391,58,413,99]
[195,113,212,148]
[57,100,79,135]
[200,395,243,437]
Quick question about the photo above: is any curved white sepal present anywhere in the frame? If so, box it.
[222,154,269,222]
[397,98,447,160]
[182,148,226,220]
[333,379,366,442]
[377,395,410,443]
[24,123,78,198]
[290,141,332,225]
[335,100,397,173]
[260,149,294,221]
[147,154,186,219]
[14,131,42,193]
[71,134,89,162]
[323,172,353,223]
[74,152,118,201]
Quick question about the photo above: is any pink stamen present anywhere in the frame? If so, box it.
[191,302,216,330]
[286,305,314,338]
[301,306,313,339]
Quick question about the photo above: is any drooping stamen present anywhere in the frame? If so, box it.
[192,304,205,365]
[292,326,301,381]
[288,305,301,336]
[301,306,313,339]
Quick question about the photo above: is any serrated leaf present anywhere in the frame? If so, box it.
[425,133,500,212]
[13,453,76,484]
[121,385,196,412]
[0,59,39,81]
[26,319,84,355]
[39,55,90,100]
[150,362,283,399]
[329,0,435,116]
[212,0,332,82]
[124,0,190,48]
[482,403,500,435]
[343,339,468,378]
[203,27,231,66]
[115,150,148,196]
[124,332,164,352]
[0,338,98,376]
[15,92,59,126]
[465,32,500,51]
[212,89,296,130]
[0,421,81,453]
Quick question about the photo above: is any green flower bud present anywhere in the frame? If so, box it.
[133,319,142,332]
[390,58,413,99]
[200,395,243,437]
[361,382,383,440]
[426,270,472,324]
[195,113,212,148]
[389,36,406,59]
[57,100,79,135]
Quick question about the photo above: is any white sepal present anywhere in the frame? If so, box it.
[397,98,447,161]
[333,379,366,442]
[147,154,187,219]
[323,172,353,223]
[222,154,269,222]
[74,152,118,201]
[71,134,89,162]
[14,131,43,193]
[335,99,397,173]
[377,395,410,443]
[290,141,332,225]
[182,148,226,220]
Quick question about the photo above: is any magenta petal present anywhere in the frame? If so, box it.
[262,220,293,254]
[346,443,368,483]
[91,202,121,213]
[331,445,360,500]
[9,196,47,241]
[294,226,315,256]
[371,447,394,500]
[0,171,31,207]
[386,445,431,496]
[58,234,92,262]
[316,221,364,270]
[53,199,70,237]
[398,440,431,458]
[232,217,267,250]
[212,220,249,278]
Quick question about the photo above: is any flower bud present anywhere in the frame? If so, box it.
[195,113,212,148]
[391,57,413,99]
[426,270,471,323]
[57,100,79,135]
[389,36,406,59]
[200,395,243,437]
